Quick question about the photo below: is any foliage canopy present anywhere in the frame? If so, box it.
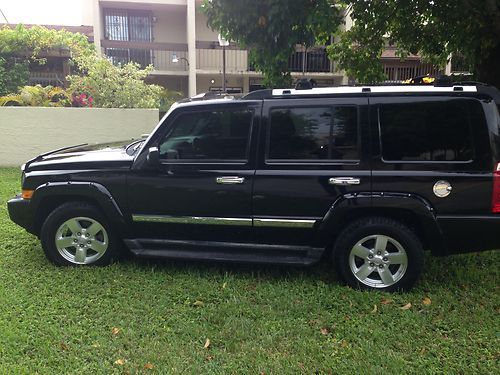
[332,0,500,85]
[203,0,500,87]
[202,0,341,88]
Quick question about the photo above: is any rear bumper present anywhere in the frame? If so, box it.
[7,195,35,234]
[437,215,500,254]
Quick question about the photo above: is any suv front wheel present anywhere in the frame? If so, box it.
[40,202,119,266]
[333,217,424,291]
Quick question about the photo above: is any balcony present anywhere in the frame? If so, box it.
[102,40,189,73]
[29,72,66,87]
[382,62,442,82]
[288,47,333,73]
[196,48,248,73]
[101,41,336,75]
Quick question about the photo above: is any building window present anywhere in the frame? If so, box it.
[104,9,152,42]
[103,9,152,68]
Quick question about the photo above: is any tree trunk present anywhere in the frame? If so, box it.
[477,42,500,89]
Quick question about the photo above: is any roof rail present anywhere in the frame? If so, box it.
[241,83,500,102]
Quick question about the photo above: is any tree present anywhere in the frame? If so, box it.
[202,0,341,88]
[204,1,500,88]
[331,0,500,87]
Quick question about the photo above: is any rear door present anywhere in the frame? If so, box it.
[253,96,370,246]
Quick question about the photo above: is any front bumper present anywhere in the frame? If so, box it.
[7,195,35,234]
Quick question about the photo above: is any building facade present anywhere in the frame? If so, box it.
[91,0,348,96]
[90,0,447,96]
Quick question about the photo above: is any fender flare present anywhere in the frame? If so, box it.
[316,192,447,255]
[30,181,127,234]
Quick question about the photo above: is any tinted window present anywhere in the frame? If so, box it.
[268,106,358,160]
[159,109,253,160]
[379,100,474,162]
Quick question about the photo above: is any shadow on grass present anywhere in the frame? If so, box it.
[116,247,498,291]
[118,247,340,284]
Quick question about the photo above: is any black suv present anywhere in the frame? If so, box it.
[7,84,500,291]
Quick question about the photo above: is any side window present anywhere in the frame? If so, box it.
[379,100,474,162]
[159,109,253,161]
[268,106,358,161]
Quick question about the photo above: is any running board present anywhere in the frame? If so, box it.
[123,238,324,266]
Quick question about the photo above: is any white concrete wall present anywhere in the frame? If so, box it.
[153,8,187,43]
[0,107,159,166]
[195,10,218,41]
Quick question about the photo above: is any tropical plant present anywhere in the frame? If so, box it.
[0,85,71,107]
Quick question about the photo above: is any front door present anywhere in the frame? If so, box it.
[128,102,260,243]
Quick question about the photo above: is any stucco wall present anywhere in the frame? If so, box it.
[0,107,159,166]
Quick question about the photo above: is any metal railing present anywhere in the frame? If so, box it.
[196,48,248,72]
[288,48,332,73]
[29,72,65,87]
[383,62,441,82]
[102,43,335,74]
[103,47,189,71]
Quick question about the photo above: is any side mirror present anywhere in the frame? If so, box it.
[146,147,160,166]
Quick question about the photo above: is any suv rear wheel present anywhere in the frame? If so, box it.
[333,217,424,291]
[40,202,119,266]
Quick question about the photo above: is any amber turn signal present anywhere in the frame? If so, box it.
[21,189,34,199]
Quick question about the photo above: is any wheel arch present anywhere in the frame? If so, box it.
[31,182,127,236]
[317,193,447,256]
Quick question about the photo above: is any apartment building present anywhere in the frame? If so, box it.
[90,0,347,96]
[90,0,443,96]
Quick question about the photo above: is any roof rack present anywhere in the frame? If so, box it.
[271,85,478,96]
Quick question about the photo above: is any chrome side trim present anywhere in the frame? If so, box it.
[253,218,316,228]
[132,215,317,228]
[132,215,252,226]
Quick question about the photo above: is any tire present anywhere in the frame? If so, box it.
[333,217,424,292]
[40,201,119,266]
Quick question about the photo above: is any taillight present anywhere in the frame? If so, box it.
[492,163,500,213]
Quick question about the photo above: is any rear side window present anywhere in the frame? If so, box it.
[268,106,358,161]
[379,100,474,162]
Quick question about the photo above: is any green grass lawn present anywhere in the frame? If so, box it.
[0,167,498,373]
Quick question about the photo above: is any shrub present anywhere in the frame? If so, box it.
[67,56,164,109]
[0,85,71,107]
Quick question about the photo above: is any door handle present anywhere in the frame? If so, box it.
[216,176,245,184]
[329,177,361,186]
